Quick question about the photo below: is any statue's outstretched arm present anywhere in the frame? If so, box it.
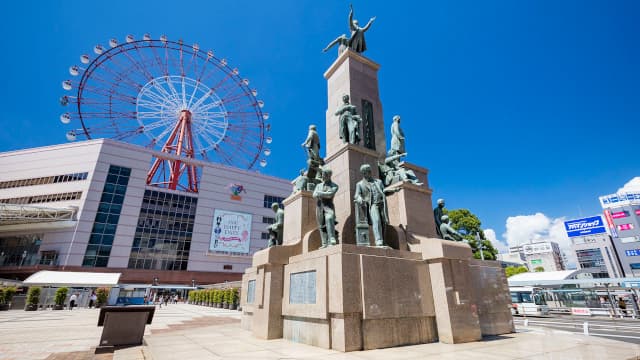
[349,6,356,31]
[323,36,342,53]
[362,16,376,31]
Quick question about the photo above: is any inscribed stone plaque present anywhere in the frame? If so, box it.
[289,270,317,304]
[361,99,376,151]
[247,279,255,303]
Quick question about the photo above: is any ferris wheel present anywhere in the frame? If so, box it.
[60,34,271,192]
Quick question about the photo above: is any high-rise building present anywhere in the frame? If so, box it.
[0,139,291,285]
[564,216,624,279]
[599,190,640,277]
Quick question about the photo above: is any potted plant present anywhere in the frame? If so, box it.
[214,289,223,308]
[53,287,69,310]
[222,289,230,309]
[95,287,109,308]
[25,287,41,311]
[0,288,7,311]
[228,288,238,310]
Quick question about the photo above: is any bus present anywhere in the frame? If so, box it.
[510,286,550,316]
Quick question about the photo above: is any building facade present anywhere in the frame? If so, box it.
[600,191,640,277]
[564,216,624,279]
[0,139,291,285]
[522,241,565,272]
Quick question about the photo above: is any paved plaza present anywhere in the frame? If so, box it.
[1,304,639,360]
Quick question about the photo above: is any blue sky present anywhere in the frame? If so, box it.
[1,1,638,254]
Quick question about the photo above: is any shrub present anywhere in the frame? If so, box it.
[229,288,239,305]
[27,287,41,305]
[96,288,109,305]
[54,287,69,306]
[4,287,16,303]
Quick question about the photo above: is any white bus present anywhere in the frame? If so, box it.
[510,286,550,316]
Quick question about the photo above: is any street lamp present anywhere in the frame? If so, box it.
[191,279,196,288]
[153,277,159,286]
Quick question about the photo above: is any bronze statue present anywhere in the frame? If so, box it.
[335,94,361,145]
[379,152,423,187]
[301,124,321,163]
[389,115,405,155]
[293,169,308,192]
[354,164,389,247]
[440,215,464,242]
[267,203,285,247]
[323,4,376,54]
[313,167,339,248]
[433,199,445,238]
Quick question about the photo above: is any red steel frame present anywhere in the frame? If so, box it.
[146,110,199,192]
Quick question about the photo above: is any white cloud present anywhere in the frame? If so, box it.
[495,212,576,268]
[484,228,508,254]
[618,177,640,193]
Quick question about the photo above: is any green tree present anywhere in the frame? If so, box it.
[534,266,545,272]
[447,208,498,260]
[505,266,529,277]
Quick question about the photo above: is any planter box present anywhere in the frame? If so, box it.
[24,304,38,311]
[0,304,10,311]
[53,304,64,310]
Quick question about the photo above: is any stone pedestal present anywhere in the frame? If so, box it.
[417,237,482,344]
[282,190,317,245]
[281,244,437,351]
[386,180,437,241]
[325,50,386,158]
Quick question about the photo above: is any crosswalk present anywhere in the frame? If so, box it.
[514,316,640,344]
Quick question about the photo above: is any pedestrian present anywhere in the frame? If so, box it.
[618,297,627,316]
[69,293,77,310]
[89,291,97,308]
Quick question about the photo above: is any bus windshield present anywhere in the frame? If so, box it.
[511,291,547,305]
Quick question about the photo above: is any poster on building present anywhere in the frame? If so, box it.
[210,209,252,254]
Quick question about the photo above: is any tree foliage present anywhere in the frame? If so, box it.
[505,266,529,277]
[446,208,498,260]
[534,266,545,272]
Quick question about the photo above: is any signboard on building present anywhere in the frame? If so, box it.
[523,243,553,255]
[625,249,640,257]
[209,209,253,254]
[564,216,607,238]
[599,192,640,209]
[530,259,542,265]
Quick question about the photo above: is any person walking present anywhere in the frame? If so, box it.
[69,293,77,310]
[619,297,628,316]
[88,291,97,308]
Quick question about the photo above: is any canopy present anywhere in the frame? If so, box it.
[508,270,581,284]
[23,270,121,287]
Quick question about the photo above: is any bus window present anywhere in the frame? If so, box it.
[520,292,533,303]
[533,293,546,306]
[511,292,521,303]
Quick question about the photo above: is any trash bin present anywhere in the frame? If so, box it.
[97,305,155,349]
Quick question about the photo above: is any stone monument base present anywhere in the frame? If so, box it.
[241,238,514,352]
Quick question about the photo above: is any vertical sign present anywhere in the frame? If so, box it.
[210,209,253,254]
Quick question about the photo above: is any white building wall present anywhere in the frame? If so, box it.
[1,139,291,276]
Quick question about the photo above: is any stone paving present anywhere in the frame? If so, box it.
[1,304,639,360]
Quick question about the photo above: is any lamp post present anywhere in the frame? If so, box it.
[153,277,159,286]
[191,279,196,288]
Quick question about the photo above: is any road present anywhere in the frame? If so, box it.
[514,315,640,344]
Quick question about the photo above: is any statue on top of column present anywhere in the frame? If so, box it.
[323,4,376,55]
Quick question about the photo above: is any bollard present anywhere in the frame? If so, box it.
[583,321,589,336]
[524,318,529,327]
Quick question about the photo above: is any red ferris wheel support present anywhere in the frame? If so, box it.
[146,110,199,192]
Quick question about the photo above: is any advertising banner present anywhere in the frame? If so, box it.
[571,307,592,316]
[563,216,606,238]
[599,192,640,208]
[209,209,253,254]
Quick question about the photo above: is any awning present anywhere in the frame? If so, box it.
[23,270,121,287]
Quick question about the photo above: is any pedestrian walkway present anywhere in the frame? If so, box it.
[1,304,639,359]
